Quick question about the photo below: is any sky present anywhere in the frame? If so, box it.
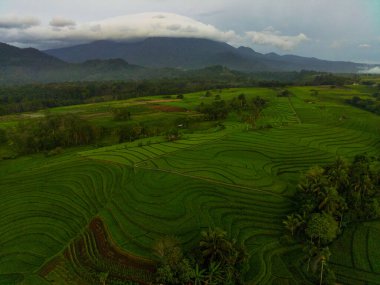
[0,0,379,63]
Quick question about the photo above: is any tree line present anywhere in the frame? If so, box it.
[346,94,380,115]
[283,155,380,284]
[196,93,267,129]
[0,93,270,156]
[7,114,101,154]
[154,228,248,285]
[0,70,359,116]
[0,79,269,116]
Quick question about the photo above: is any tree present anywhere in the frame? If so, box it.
[166,128,181,141]
[205,262,223,285]
[325,157,349,191]
[313,247,331,285]
[8,114,99,154]
[200,228,231,265]
[287,156,380,284]
[112,107,131,121]
[318,187,347,220]
[154,236,194,285]
[0,128,6,144]
[303,241,318,272]
[283,213,303,236]
[199,228,248,285]
[193,264,206,285]
[204,91,212,97]
[306,213,338,246]
[237,94,246,108]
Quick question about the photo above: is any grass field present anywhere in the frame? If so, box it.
[0,85,379,284]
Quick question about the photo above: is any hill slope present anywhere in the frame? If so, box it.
[0,42,65,68]
[0,86,379,284]
[0,43,160,84]
[45,37,368,73]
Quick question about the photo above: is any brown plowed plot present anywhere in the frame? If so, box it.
[89,218,156,272]
[150,104,186,112]
[39,217,156,285]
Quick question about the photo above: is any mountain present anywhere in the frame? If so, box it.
[45,38,244,69]
[0,43,169,84]
[0,38,374,84]
[0,42,65,68]
[45,37,369,73]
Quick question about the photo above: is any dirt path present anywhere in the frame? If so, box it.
[287,97,302,124]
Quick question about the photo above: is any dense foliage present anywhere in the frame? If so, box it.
[196,94,267,128]
[284,155,380,284]
[346,95,380,115]
[155,228,248,285]
[8,114,101,154]
[0,70,358,116]
[311,74,355,86]
[112,107,132,121]
[0,78,260,116]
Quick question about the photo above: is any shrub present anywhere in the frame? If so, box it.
[112,108,131,121]
[0,128,7,144]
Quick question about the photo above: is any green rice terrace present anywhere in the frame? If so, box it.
[0,85,379,284]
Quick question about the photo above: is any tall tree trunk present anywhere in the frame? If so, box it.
[319,260,324,285]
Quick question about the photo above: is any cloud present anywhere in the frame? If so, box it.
[0,16,40,29]
[330,40,344,49]
[0,12,239,49]
[49,17,76,28]
[359,66,380,74]
[245,27,308,51]
[359,43,371,48]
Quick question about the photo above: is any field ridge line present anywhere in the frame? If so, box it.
[33,171,123,276]
[135,165,294,202]
[133,133,232,167]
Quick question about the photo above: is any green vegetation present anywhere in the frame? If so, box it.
[346,95,380,115]
[284,156,380,284]
[155,228,248,285]
[0,83,379,284]
[112,107,132,121]
[0,71,361,116]
[8,114,101,154]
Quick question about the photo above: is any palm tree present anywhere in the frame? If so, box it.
[193,264,206,285]
[200,228,232,265]
[315,247,331,285]
[205,262,222,285]
[318,186,347,220]
[303,241,318,272]
[326,157,349,192]
[283,213,303,236]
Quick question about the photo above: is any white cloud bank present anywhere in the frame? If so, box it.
[359,66,380,74]
[246,27,308,51]
[0,12,308,51]
[49,17,76,28]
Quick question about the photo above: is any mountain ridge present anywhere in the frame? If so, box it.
[0,38,377,84]
[44,37,369,73]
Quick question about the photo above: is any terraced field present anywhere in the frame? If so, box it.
[330,221,380,285]
[0,86,379,284]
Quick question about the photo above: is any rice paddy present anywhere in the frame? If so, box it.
[0,86,379,284]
